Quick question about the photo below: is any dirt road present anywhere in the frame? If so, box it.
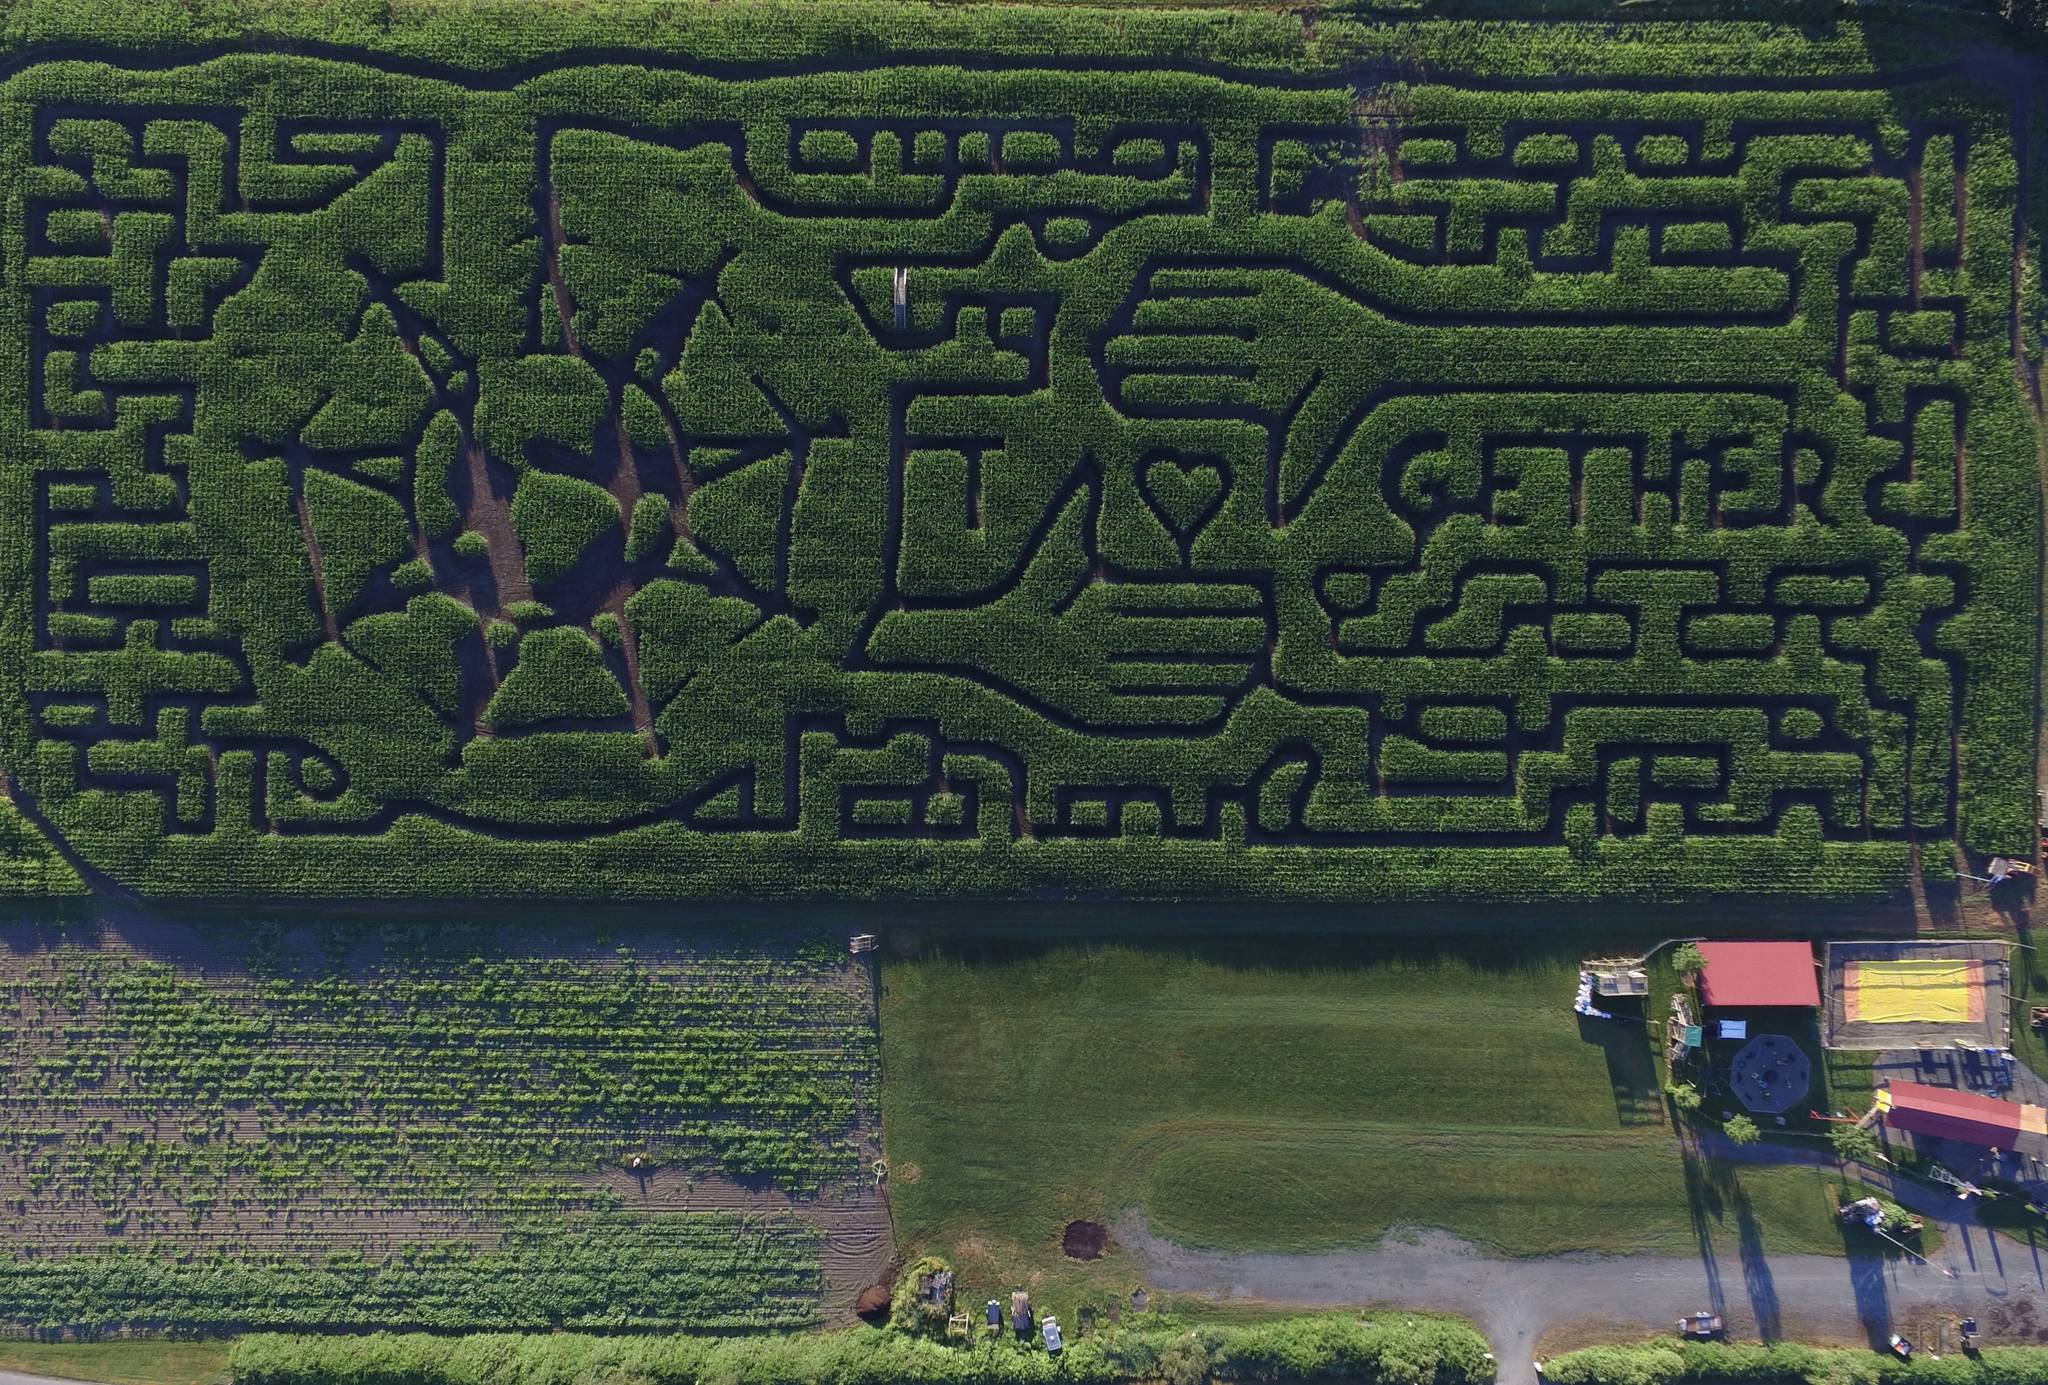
[1114,1210,2048,1385]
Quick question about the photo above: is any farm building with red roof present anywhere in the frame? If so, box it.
[1879,1080,2047,1148]
[1697,942,1820,1009]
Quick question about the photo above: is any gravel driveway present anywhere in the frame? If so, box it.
[1115,1168,2048,1385]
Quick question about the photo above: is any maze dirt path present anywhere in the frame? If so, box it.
[0,51,2033,899]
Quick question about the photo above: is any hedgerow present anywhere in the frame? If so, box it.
[1542,1339,2048,1385]
[0,3,2035,899]
[227,1312,1496,1385]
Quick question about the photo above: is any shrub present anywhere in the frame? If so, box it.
[1830,1125,1882,1165]
[1543,1340,2048,1385]
[887,1256,954,1338]
[228,1314,1497,1385]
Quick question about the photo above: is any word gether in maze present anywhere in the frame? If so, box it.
[4,57,2022,883]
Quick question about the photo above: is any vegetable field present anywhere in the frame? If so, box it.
[0,8,2040,900]
[0,920,887,1333]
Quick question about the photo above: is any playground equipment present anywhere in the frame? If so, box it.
[1667,994,1702,1068]
[1846,961,1987,1025]
[1927,1163,1984,1199]
[1825,941,2012,1052]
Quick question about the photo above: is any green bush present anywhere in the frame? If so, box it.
[888,1255,954,1338]
[1544,1340,2048,1385]
[228,1313,1496,1385]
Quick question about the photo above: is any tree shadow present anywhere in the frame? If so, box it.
[1682,1136,1785,1339]
[1845,1244,1897,1347]
[1680,1137,1728,1316]
[1729,1174,1783,1339]
[1828,1178,1922,1347]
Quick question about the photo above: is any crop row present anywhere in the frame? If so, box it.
[0,933,873,1334]
[0,1213,823,1334]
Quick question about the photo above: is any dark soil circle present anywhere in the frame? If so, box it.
[854,1281,892,1320]
[1062,1219,1109,1260]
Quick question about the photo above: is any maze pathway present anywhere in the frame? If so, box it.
[0,48,2036,898]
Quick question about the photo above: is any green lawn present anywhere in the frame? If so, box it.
[881,936,1880,1303]
[0,1342,228,1385]
[2007,943,2048,1079]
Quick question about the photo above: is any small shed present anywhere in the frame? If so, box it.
[1011,1291,1032,1334]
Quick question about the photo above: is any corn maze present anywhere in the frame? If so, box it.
[0,28,2038,900]
[0,921,885,1333]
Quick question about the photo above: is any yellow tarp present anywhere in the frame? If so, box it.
[1844,960,1984,1024]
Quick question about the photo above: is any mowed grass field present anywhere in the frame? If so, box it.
[0,1341,227,1385]
[881,935,1875,1302]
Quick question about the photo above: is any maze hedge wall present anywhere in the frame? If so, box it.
[0,4,2040,899]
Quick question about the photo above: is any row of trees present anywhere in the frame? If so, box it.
[229,1313,1499,1385]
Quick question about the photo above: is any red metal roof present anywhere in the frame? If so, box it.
[1883,1080,2026,1147]
[1697,942,1819,1008]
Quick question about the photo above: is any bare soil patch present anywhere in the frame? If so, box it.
[1062,1219,1109,1260]
[855,1280,892,1320]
